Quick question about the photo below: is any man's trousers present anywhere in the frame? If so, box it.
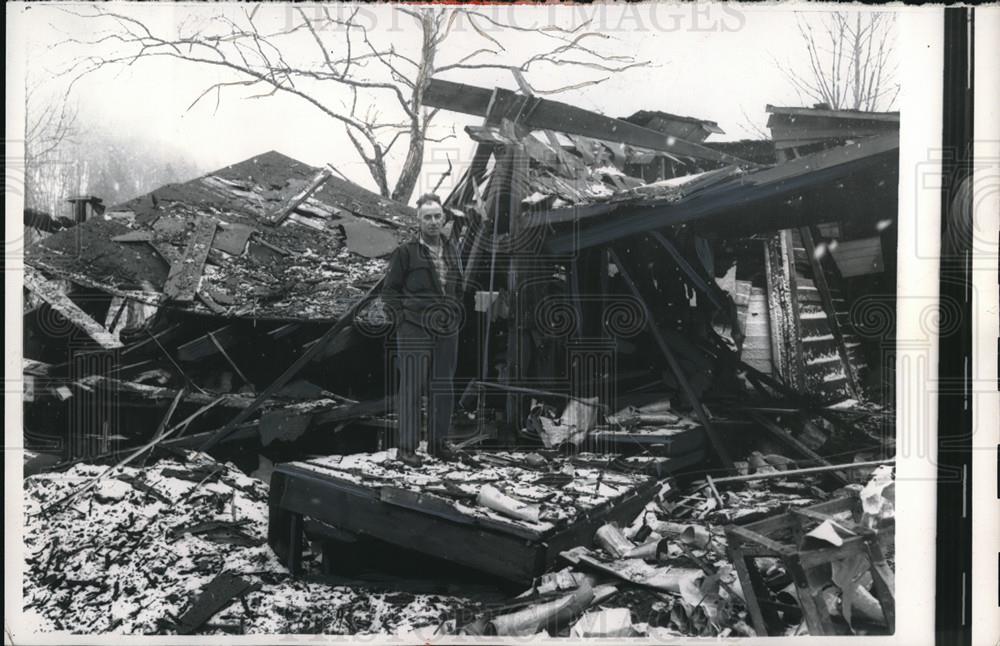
[395,322,458,454]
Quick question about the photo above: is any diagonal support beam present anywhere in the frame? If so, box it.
[608,248,735,472]
[650,231,727,311]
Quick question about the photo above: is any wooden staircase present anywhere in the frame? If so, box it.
[764,228,866,401]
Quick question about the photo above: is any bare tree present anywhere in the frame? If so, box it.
[57,6,647,203]
[24,77,79,215]
[777,12,899,112]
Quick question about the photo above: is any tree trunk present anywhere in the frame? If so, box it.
[390,10,437,204]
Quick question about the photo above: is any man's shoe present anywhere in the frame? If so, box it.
[397,450,424,468]
[433,444,462,462]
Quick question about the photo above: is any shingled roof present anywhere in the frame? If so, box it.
[26,151,415,321]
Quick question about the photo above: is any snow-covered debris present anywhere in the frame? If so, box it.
[22,451,474,635]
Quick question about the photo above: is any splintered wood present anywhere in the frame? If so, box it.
[163,216,218,302]
[24,270,123,350]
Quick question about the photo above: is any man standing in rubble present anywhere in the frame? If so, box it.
[382,193,464,467]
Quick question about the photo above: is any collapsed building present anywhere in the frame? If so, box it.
[21,80,897,638]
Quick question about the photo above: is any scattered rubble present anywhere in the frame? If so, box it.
[23,451,475,635]
[21,78,897,638]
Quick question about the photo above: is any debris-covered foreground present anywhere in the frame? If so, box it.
[22,452,474,636]
[23,448,894,637]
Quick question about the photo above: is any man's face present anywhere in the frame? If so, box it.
[418,202,445,238]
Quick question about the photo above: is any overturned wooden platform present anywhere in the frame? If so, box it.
[268,450,659,584]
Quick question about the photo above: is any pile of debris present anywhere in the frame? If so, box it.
[22,445,892,637]
[20,77,899,639]
[22,151,421,472]
[451,462,894,638]
[23,451,475,635]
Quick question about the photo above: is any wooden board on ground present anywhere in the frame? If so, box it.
[175,572,260,635]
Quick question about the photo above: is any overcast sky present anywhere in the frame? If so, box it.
[15,3,899,201]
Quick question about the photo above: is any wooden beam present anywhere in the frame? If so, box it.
[73,375,255,409]
[207,330,253,387]
[423,79,753,168]
[266,168,333,226]
[607,248,735,471]
[121,323,182,357]
[703,460,890,485]
[177,324,239,362]
[650,232,726,310]
[163,215,218,302]
[763,234,806,389]
[506,141,529,425]
[24,270,123,350]
[781,231,806,389]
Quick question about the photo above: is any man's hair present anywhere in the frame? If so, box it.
[415,193,442,209]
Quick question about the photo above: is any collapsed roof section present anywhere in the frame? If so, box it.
[766,104,899,154]
[26,151,414,321]
[423,79,753,170]
[536,131,899,253]
[425,79,899,254]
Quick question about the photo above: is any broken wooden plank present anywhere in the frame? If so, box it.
[150,241,182,266]
[163,216,218,302]
[24,270,123,350]
[73,375,255,409]
[267,168,333,226]
[175,572,260,635]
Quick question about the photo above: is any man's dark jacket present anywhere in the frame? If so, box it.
[382,238,464,334]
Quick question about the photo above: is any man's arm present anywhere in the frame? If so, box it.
[381,244,407,328]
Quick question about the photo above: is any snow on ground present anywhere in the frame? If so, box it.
[22,451,474,635]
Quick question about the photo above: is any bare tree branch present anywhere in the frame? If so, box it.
[55,5,651,203]
[778,12,897,112]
